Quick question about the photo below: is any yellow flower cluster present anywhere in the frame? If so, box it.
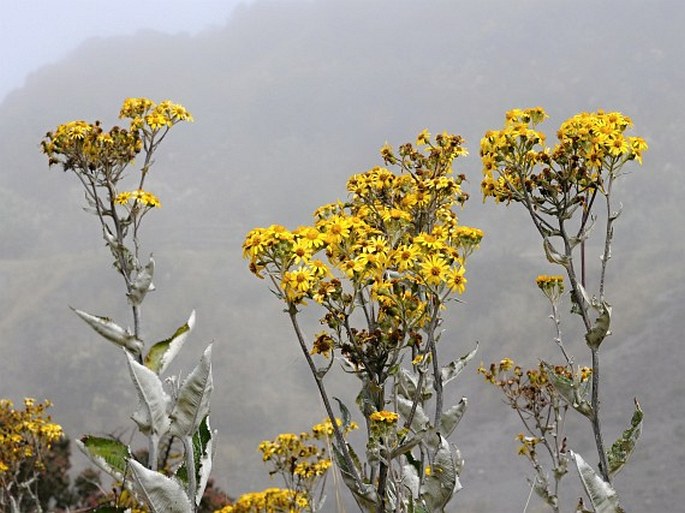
[535,274,564,302]
[310,417,359,439]
[225,419,354,513]
[558,111,647,165]
[257,426,332,483]
[479,359,592,401]
[369,410,399,424]
[258,432,320,462]
[214,487,308,513]
[0,398,63,476]
[242,224,329,302]
[42,97,192,174]
[115,189,162,208]
[244,132,483,314]
[42,119,142,172]
[245,132,483,385]
[120,97,194,131]
[480,107,647,204]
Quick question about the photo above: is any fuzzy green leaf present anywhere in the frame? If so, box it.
[585,301,612,349]
[397,367,432,402]
[72,307,142,354]
[334,396,353,432]
[126,351,171,437]
[169,345,213,438]
[145,311,196,374]
[176,416,214,504]
[440,343,478,386]
[420,435,461,512]
[544,362,593,418]
[332,445,377,508]
[544,238,570,267]
[401,462,421,501]
[128,459,192,513]
[439,398,467,438]
[76,436,131,481]
[607,398,643,477]
[128,256,155,306]
[397,367,419,399]
[573,452,624,513]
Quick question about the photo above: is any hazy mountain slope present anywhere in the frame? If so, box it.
[1,1,683,511]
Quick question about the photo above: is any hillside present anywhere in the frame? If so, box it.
[1,1,683,511]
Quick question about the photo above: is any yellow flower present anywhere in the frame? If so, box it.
[499,357,515,372]
[268,224,294,242]
[392,244,420,272]
[290,239,312,265]
[414,232,445,251]
[119,97,154,119]
[319,215,352,245]
[579,366,592,382]
[445,266,467,294]
[628,136,648,164]
[535,274,564,301]
[416,129,431,146]
[146,112,171,130]
[339,257,365,278]
[369,410,399,424]
[607,135,628,157]
[283,267,315,296]
[311,417,358,439]
[295,226,325,250]
[64,120,93,140]
[420,254,449,287]
[117,98,194,131]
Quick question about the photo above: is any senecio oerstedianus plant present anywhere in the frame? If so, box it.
[41,98,214,513]
[243,131,484,513]
[478,108,647,513]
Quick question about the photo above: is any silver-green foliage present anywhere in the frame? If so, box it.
[77,309,214,512]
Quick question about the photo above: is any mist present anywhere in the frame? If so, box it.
[1,1,683,511]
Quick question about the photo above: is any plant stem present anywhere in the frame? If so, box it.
[591,348,610,483]
[183,435,197,512]
[287,305,365,492]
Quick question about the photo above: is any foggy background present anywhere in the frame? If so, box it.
[1,1,683,511]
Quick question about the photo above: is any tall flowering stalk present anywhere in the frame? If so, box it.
[41,99,215,513]
[479,108,647,512]
[244,131,482,512]
[42,98,192,345]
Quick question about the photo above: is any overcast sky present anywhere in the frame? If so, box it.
[1,1,682,510]
[0,0,258,102]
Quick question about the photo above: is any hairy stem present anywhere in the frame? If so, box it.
[287,305,365,492]
[591,348,610,483]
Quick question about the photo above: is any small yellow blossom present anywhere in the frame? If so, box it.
[115,189,162,208]
[445,266,467,294]
[535,274,564,302]
[416,129,431,146]
[369,410,399,424]
[420,254,450,287]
